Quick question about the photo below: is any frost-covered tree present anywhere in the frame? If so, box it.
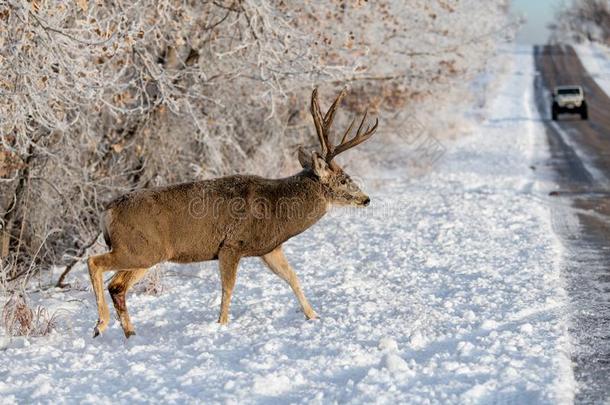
[0,0,509,285]
[550,0,610,45]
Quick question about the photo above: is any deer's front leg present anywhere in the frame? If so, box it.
[261,245,317,320]
[218,249,241,325]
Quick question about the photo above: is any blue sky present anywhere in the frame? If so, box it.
[512,0,566,44]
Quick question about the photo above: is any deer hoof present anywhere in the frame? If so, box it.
[93,319,107,338]
[305,310,318,320]
[125,330,136,339]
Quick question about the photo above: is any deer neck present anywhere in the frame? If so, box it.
[272,170,330,235]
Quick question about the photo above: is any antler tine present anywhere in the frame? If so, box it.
[310,88,329,155]
[355,110,368,138]
[323,88,347,132]
[340,117,357,145]
[327,114,379,162]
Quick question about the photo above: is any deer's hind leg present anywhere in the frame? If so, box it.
[108,268,149,338]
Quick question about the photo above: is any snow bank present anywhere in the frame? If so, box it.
[574,42,610,97]
[0,46,574,404]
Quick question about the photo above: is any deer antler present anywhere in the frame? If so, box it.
[327,110,378,163]
[310,88,378,164]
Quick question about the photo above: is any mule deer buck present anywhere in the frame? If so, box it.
[87,88,378,338]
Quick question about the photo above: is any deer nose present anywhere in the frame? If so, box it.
[363,197,370,206]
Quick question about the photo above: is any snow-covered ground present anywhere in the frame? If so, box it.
[574,42,610,96]
[0,46,575,404]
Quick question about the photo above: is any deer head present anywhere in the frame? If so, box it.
[299,88,378,207]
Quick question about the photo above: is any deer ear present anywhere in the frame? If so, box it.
[311,152,332,181]
[298,147,312,170]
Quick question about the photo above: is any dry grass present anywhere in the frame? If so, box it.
[2,291,59,337]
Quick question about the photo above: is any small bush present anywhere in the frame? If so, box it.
[139,269,165,296]
[2,292,58,337]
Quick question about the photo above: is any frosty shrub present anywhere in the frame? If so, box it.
[2,291,59,337]
[136,267,165,296]
[550,0,610,45]
[0,0,510,285]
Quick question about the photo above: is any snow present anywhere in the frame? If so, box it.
[0,46,575,403]
[574,42,610,96]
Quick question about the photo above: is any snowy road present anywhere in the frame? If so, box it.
[0,47,575,404]
[535,44,610,404]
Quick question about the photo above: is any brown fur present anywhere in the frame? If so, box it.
[104,173,334,260]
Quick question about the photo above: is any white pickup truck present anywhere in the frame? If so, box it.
[551,85,588,120]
